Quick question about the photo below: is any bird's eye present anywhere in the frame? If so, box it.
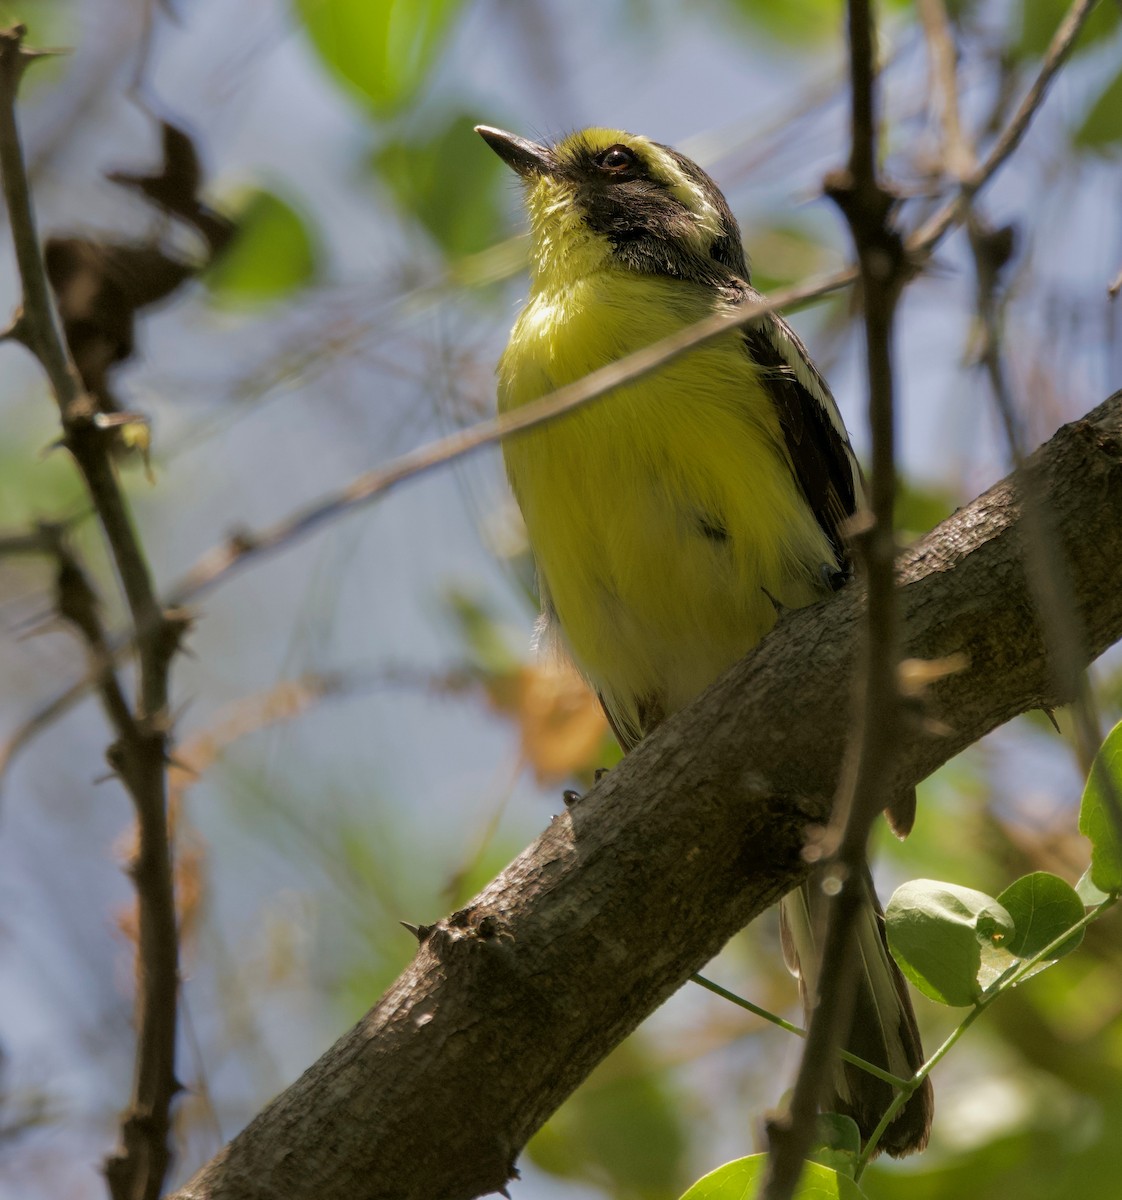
[597,145,638,173]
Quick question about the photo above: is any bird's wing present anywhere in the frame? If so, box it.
[736,286,863,564]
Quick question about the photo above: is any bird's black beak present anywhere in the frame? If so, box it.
[475,126,553,179]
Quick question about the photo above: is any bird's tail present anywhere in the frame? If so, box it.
[778,870,934,1157]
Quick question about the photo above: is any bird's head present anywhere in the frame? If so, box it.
[476,126,748,287]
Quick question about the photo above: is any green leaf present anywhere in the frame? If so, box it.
[894,478,956,542]
[996,872,1085,978]
[1075,68,1122,152]
[679,1155,867,1199]
[0,422,87,523]
[722,0,843,45]
[1015,0,1119,60]
[530,1041,689,1198]
[0,0,68,44]
[722,0,915,46]
[746,220,836,295]
[205,188,318,306]
[1075,867,1112,908]
[809,1114,862,1178]
[442,587,520,675]
[294,0,461,116]
[373,113,509,257]
[886,880,1014,1006]
[1079,720,1122,892]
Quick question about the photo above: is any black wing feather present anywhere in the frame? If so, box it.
[734,289,861,565]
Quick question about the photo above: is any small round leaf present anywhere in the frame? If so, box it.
[295,0,461,116]
[997,871,1085,978]
[809,1113,862,1178]
[1079,720,1122,893]
[679,1154,867,1199]
[886,880,1014,1006]
[206,188,317,306]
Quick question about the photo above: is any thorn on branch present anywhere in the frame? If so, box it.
[0,25,68,74]
[401,921,434,944]
[54,553,103,644]
[105,740,128,780]
[0,307,30,345]
[153,606,195,669]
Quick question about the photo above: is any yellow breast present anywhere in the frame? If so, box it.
[498,269,833,743]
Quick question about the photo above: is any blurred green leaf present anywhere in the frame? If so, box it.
[861,1090,1122,1200]
[294,0,461,116]
[894,478,956,542]
[722,0,843,44]
[442,587,521,675]
[886,880,1014,1006]
[1079,720,1122,892]
[997,872,1085,977]
[679,1154,867,1199]
[809,1113,862,1178]
[1075,867,1112,907]
[206,188,318,306]
[530,1042,689,1200]
[0,0,69,46]
[0,427,86,524]
[721,0,914,46]
[748,220,837,294]
[1015,0,1119,59]
[1075,67,1122,152]
[374,113,508,256]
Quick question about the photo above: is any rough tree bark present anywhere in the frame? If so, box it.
[169,392,1122,1200]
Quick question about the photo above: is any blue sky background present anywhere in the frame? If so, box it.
[1,0,1120,1196]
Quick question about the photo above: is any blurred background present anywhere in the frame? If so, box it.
[0,0,1121,1197]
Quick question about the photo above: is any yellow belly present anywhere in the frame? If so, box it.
[498,271,834,744]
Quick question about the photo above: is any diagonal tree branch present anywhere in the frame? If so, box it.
[167,391,1122,1200]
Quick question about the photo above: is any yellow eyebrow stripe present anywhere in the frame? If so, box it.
[555,128,723,243]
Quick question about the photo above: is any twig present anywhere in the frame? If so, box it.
[917,0,971,179]
[689,974,908,1088]
[761,1,911,1194]
[0,670,93,782]
[0,25,181,1200]
[0,0,1098,780]
[911,0,1101,249]
[972,231,1122,839]
[122,0,1116,621]
[919,0,1115,818]
[0,524,67,558]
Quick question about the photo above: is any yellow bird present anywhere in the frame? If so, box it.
[478,124,933,1156]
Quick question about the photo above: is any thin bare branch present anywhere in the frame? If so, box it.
[137,0,1114,621]
[918,0,1116,820]
[0,0,1098,783]
[0,24,181,1200]
[912,0,1101,248]
[917,0,971,178]
[762,0,915,1192]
